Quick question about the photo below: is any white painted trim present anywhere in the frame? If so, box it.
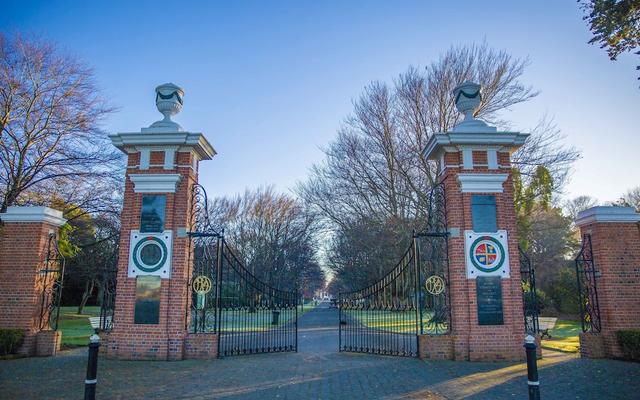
[129,174,182,193]
[462,148,473,169]
[164,148,176,169]
[0,206,67,227]
[575,206,640,227]
[139,148,150,170]
[457,173,508,193]
[487,149,498,169]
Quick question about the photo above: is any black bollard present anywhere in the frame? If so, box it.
[84,333,101,400]
[524,335,540,400]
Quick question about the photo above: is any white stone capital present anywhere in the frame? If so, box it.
[129,174,182,193]
[457,173,508,193]
[0,206,67,227]
[575,206,640,227]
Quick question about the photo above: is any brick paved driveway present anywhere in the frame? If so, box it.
[1,302,639,399]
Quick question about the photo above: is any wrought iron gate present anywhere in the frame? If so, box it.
[338,183,450,357]
[188,184,298,357]
[519,247,539,334]
[38,233,65,331]
[575,234,601,333]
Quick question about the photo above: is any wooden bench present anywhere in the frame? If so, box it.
[538,317,557,339]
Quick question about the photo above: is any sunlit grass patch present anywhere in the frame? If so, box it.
[541,319,581,353]
[58,306,100,347]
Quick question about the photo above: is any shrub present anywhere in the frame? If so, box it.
[616,330,640,361]
[0,329,25,355]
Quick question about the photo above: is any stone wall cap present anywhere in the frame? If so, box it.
[0,206,67,227]
[576,206,640,227]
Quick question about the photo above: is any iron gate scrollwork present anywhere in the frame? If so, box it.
[575,234,601,333]
[38,233,65,331]
[187,183,298,357]
[519,246,539,334]
[339,183,451,357]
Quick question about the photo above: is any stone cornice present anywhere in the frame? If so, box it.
[423,131,529,160]
[576,206,640,227]
[109,131,216,160]
[0,206,67,227]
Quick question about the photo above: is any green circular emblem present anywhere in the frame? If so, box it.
[132,236,168,273]
[469,235,505,273]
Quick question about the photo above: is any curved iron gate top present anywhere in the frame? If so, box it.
[338,183,451,357]
[187,183,298,357]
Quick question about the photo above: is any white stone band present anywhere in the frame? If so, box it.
[0,206,67,227]
[457,173,508,193]
[129,174,181,193]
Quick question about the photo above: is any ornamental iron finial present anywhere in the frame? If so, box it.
[148,83,184,131]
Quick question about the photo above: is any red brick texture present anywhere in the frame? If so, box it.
[440,150,526,361]
[36,330,62,356]
[418,334,454,360]
[578,222,640,359]
[106,150,199,360]
[184,333,219,359]
[0,220,63,356]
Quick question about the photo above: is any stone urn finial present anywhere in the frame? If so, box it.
[148,83,184,131]
[451,81,495,133]
[453,81,481,122]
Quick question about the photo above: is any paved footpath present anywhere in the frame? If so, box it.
[1,302,639,399]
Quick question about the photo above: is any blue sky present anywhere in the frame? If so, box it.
[3,1,638,203]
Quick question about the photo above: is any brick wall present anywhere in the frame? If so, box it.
[0,220,62,356]
[418,334,454,360]
[184,333,219,359]
[107,150,198,360]
[440,150,526,362]
[578,219,640,359]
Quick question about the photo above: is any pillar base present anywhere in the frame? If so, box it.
[36,330,62,356]
[184,334,219,359]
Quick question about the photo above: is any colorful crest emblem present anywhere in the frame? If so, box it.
[469,236,505,273]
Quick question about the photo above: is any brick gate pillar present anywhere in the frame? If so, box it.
[107,83,215,360]
[423,82,528,361]
[0,206,67,356]
[575,206,640,359]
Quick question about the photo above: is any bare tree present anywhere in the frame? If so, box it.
[298,43,580,288]
[208,187,324,292]
[564,195,599,221]
[0,33,120,213]
[617,186,640,212]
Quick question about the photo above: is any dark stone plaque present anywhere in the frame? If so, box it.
[140,195,166,233]
[134,276,161,324]
[471,195,497,232]
[476,276,504,325]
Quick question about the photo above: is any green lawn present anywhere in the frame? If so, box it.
[344,310,447,334]
[541,319,581,353]
[58,302,315,344]
[57,306,100,347]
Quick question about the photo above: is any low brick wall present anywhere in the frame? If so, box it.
[36,330,61,356]
[184,334,219,359]
[418,335,454,360]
